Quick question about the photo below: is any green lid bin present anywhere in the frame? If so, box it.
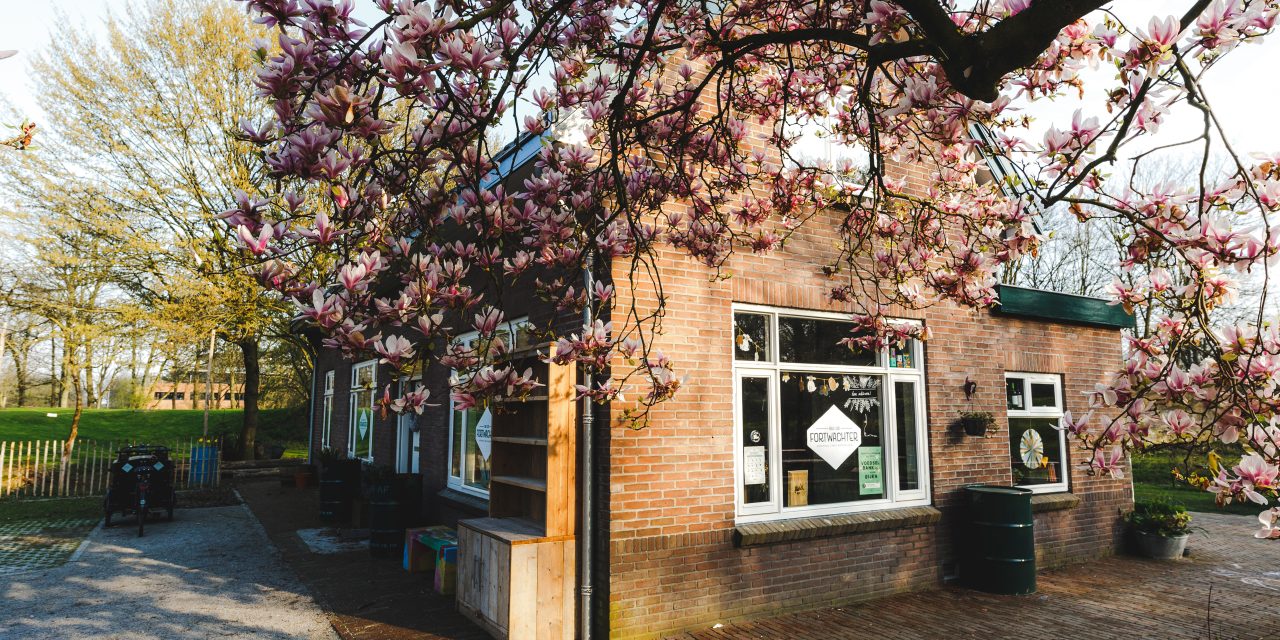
[962,485,1036,595]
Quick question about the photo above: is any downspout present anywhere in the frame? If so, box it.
[579,252,595,640]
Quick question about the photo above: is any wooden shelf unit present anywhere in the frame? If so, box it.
[457,345,578,640]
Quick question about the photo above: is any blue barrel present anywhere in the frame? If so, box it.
[962,485,1036,595]
[188,445,219,485]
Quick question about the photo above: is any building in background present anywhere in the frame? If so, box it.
[139,381,247,410]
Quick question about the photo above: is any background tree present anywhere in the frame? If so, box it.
[3,0,321,457]
[0,186,122,485]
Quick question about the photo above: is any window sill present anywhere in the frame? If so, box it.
[1030,492,1081,513]
[438,487,489,513]
[734,505,942,547]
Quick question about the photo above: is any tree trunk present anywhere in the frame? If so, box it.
[61,361,83,494]
[58,339,70,408]
[83,343,97,408]
[11,342,28,408]
[239,337,260,460]
[49,336,59,407]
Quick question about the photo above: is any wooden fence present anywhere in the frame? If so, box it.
[0,438,223,499]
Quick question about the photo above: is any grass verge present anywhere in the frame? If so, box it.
[0,496,102,524]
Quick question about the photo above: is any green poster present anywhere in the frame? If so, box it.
[355,407,372,458]
[858,446,882,495]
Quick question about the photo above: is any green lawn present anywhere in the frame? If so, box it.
[0,407,310,455]
[1131,448,1262,516]
[0,496,102,523]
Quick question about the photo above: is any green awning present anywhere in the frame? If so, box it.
[994,285,1135,330]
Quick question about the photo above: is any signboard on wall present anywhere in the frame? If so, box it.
[806,405,862,469]
[858,446,883,495]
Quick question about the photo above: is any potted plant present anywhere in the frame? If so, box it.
[956,411,996,437]
[1125,498,1193,560]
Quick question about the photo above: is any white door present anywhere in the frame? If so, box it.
[396,376,421,474]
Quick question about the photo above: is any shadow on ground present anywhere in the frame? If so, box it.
[237,479,488,640]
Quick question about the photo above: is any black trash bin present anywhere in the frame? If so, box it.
[962,485,1035,595]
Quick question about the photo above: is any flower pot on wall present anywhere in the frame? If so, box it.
[955,412,996,437]
[1133,530,1189,560]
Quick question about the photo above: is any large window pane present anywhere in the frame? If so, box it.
[734,313,770,362]
[451,409,464,478]
[778,316,876,366]
[895,381,919,491]
[322,396,332,448]
[780,372,883,506]
[1009,418,1064,486]
[740,377,771,504]
[463,407,490,491]
[1030,382,1058,409]
[352,391,373,459]
[1006,378,1025,411]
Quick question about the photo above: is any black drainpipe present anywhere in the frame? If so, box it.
[579,252,595,640]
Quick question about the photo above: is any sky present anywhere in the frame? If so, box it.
[3,1,1279,151]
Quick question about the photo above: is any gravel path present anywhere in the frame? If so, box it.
[0,504,338,639]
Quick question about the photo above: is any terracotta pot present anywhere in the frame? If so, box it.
[1133,530,1189,560]
[294,470,314,489]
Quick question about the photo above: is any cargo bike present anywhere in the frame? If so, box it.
[104,445,177,537]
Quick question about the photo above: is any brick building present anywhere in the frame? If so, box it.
[305,135,1134,637]
[142,381,248,410]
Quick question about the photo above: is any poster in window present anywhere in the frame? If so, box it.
[358,408,371,439]
[858,446,883,495]
[787,470,809,506]
[743,446,767,485]
[805,405,862,469]
[475,408,493,461]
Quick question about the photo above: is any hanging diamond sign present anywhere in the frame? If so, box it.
[806,405,862,469]
[475,408,493,461]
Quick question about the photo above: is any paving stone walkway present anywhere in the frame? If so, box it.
[0,516,98,576]
[671,511,1280,640]
[0,504,336,639]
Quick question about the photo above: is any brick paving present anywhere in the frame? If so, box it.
[0,516,97,576]
[670,511,1280,640]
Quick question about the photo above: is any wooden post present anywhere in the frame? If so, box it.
[544,355,577,538]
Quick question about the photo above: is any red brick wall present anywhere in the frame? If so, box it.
[604,205,1131,637]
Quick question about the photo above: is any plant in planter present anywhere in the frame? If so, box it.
[955,411,997,437]
[1126,498,1194,560]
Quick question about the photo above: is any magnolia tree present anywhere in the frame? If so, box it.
[1,49,34,151]
[227,0,1280,535]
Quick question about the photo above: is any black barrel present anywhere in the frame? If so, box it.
[368,495,402,557]
[962,485,1035,595]
[318,469,350,522]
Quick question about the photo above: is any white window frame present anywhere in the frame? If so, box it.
[321,371,334,449]
[349,360,377,462]
[731,303,930,524]
[782,94,872,195]
[1005,372,1068,494]
[446,317,532,499]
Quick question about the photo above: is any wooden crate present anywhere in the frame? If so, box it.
[457,518,576,639]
